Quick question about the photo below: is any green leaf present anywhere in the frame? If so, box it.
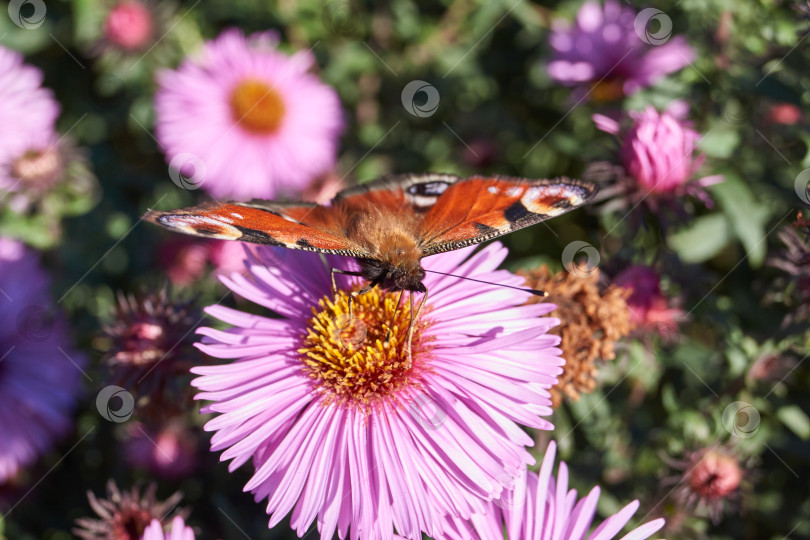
[699,128,741,159]
[668,213,731,263]
[777,405,810,440]
[712,173,770,267]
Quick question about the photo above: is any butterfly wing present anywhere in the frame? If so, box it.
[144,200,369,257]
[416,176,597,256]
[333,172,463,213]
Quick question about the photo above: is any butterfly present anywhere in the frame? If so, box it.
[145,173,597,359]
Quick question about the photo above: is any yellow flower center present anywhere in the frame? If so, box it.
[589,78,624,102]
[299,286,431,408]
[229,78,286,134]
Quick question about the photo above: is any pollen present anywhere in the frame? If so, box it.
[229,78,286,134]
[298,286,431,408]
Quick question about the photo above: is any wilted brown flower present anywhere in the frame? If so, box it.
[519,265,634,406]
[74,481,186,540]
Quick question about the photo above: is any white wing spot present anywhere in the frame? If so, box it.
[507,186,523,197]
[487,186,499,195]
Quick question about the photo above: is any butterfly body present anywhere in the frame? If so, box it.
[145,173,597,293]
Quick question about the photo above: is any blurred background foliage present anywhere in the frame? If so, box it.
[1,0,809,538]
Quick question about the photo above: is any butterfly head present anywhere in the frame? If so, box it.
[356,256,426,293]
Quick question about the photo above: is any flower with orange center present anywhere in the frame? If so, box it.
[192,243,565,539]
[229,79,286,134]
[155,29,343,200]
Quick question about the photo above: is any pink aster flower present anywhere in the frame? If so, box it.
[155,29,344,200]
[0,238,85,482]
[548,1,694,100]
[0,46,59,167]
[593,107,722,207]
[440,441,665,539]
[192,242,564,539]
[103,1,154,51]
[142,516,195,540]
[614,265,683,338]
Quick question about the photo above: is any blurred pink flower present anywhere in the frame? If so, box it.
[158,238,255,286]
[0,46,59,167]
[158,237,212,286]
[767,103,802,125]
[440,441,665,539]
[594,107,722,203]
[548,1,694,100]
[614,265,683,337]
[665,447,744,524]
[0,238,85,482]
[125,421,198,479]
[142,517,195,540]
[104,1,154,51]
[192,243,564,539]
[155,29,344,200]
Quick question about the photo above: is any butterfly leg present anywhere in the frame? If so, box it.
[330,268,365,296]
[384,290,405,348]
[406,289,428,366]
[348,282,376,319]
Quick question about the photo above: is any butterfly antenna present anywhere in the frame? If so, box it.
[423,269,548,297]
[384,290,405,348]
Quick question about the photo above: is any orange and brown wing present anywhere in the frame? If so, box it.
[333,172,462,214]
[144,201,368,257]
[417,176,597,256]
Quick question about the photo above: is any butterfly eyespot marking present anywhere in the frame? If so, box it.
[406,180,452,210]
[407,181,450,196]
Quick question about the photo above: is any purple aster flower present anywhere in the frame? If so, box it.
[593,107,722,208]
[192,242,564,539]
[155,29,344,200]
[547,1,695,100]
[0,238,85,482]
[440,441,666,539]
[0,46,59,167]
[142,516,195,540]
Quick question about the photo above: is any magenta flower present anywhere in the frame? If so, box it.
[142,517,195,540]
[0,46,59,170]
[155,29,344,200]
[103,1,155,51]
[192,243,564,539]
[594,107,722,202]
[440,441,665,539]
[0,238,85,482]
[548,1,694,100]
[614,265,683,338]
